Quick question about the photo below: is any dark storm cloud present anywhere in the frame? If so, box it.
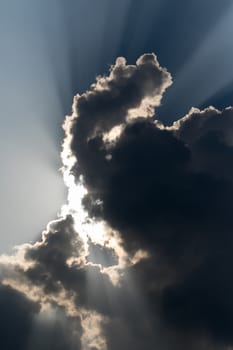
[68,53,172,189]
[175,106,233,180]
[0,214,161,348]
[24,215,85,295]
[16,216,144,320]
[64,53,233,348]
[0,216,84,348]
[1,53,233,350]
[22,216,116,316]
[0,284,39,350]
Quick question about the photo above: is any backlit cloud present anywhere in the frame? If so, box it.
[1,54,233,349]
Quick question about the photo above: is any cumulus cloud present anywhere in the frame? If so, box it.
[1,53,233,349]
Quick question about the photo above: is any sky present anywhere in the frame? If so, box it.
[1,0,233,349]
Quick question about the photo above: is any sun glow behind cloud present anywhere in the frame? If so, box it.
[1,0,233,255]
[2,43,233,349]
[0,52,170,348]
[60,105,135,286]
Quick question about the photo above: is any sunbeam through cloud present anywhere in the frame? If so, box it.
[1,51,233,350]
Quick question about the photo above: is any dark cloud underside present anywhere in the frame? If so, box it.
[1,54,233,350]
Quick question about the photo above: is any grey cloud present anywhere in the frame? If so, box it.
[1,54,233,350]
[24,215,85,295]
[175,106,233,180]
[0,284,39,350]
[65,54,233,348]
[68,53,172,191]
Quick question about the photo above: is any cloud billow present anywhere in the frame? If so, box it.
[1,53,233,349]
